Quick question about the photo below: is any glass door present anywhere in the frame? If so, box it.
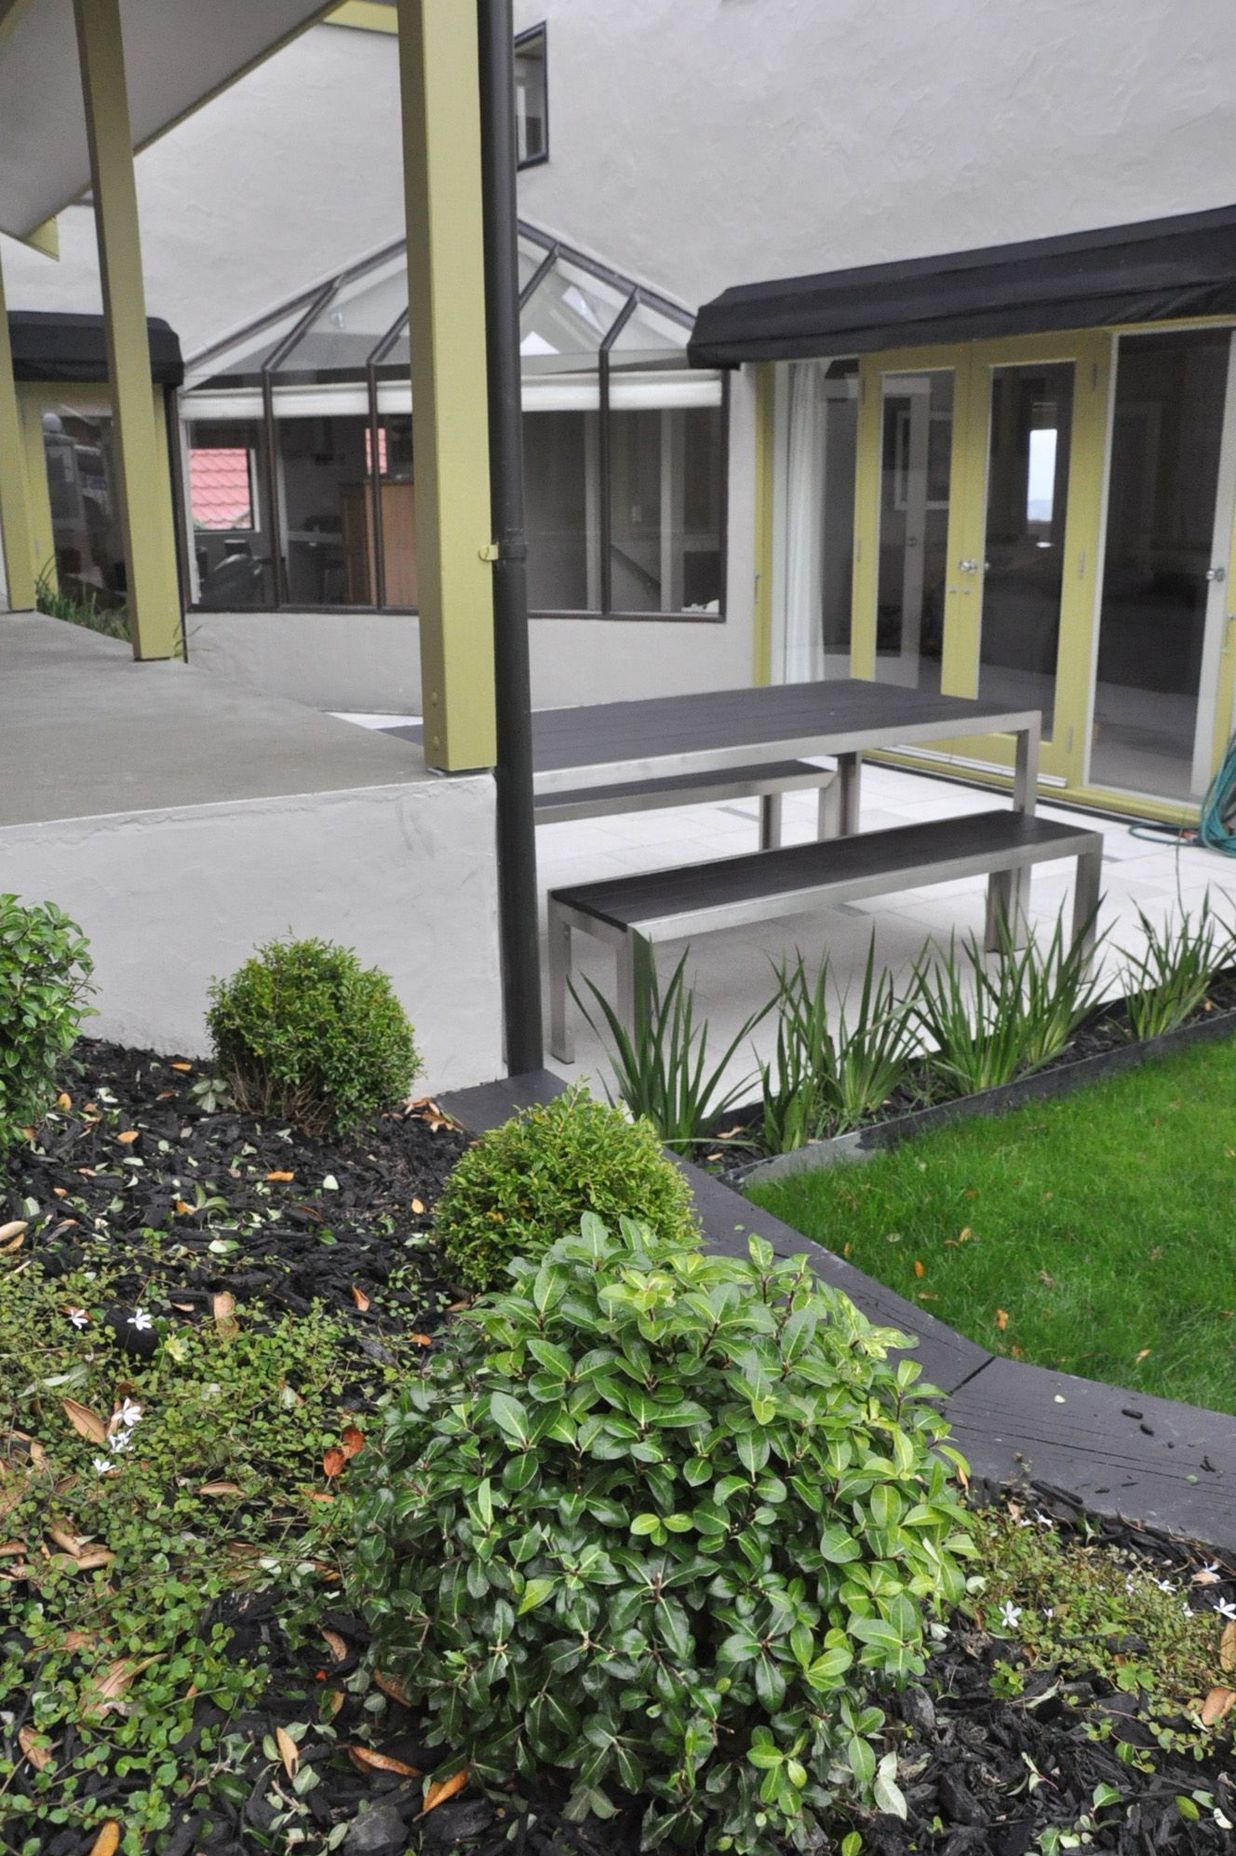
[852,347,972,693]
[1088,327,1236,801]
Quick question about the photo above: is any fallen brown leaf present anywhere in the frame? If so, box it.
[411,1197,426,1215]
[0,1219,27,1251]
[1192,1565,1222,1585]
[18,1724,50,1771]
[56,1092,72,1112]
[410,1333,433,1348]
[322,1447,346,1479]
[912,1259,925,1279]
[374,1667,412,1706]
[348,1745,421,1778]
[276,1725,300,1779]
[199,1481,243,1497]
[267,1170,295,1183]
[1201,1684,1236,1726]
[61,1399,108,1446]
[48,1525,87,1557]
[62,1629,97,1651]
[322,1628,349,1663]
[172,1200,193,1217]
[350,1284,371,1312]
[170,1061,193,1072]
[82,1655,158,1720]
[71,1548,116,1573]
[340,1425,364,1461]
[994,1309,1009,1332]
[116,1130,140,1145]
[212,1292,238,1337]
[87,1824,121,1856]
[420,1768,468,1815]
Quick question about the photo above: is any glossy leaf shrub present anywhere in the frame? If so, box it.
[206,936,420,1137]
[349,1217,973,1852]
[0,894,93,1155]
[433,1086,697,1289]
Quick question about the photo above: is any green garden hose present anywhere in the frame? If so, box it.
[1128,733,1236,854]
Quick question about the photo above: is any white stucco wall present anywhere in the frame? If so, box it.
[513,0,1236,305]
[0,778,504,1093]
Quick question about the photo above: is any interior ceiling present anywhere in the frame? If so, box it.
[0,0,333,239]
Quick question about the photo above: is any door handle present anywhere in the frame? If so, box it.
[958,558,979,575]
[1206,565,1227,583]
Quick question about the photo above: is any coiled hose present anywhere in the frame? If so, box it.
[1129,734,1236,853]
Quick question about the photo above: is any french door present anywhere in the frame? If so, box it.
[851,335,1110,785]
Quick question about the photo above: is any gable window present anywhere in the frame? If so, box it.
[514,25,548,168]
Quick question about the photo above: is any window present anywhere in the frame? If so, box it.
[178,230,727,621]
[514,25,548,168]
[42,408,127,609]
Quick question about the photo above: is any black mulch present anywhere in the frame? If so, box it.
[2,1038,470,1366]
[8,1041,1236,1854]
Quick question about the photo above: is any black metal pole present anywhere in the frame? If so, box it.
[477,0,544,1074]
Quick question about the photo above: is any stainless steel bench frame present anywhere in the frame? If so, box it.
[548,819,1103,1063]
[536,761,844,850]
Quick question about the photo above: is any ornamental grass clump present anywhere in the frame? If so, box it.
[0,894,93,1156]
[434,1085,697,1289]
[349,1217,973,1852]
[206,935,420,1137]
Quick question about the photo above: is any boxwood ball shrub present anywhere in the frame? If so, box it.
[206,935,420,1136]
[434,1086,698,1289]
[0,894,93,1155]
[350,1217,973,1852]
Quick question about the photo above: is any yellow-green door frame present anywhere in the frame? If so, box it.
[852,332,1109,791]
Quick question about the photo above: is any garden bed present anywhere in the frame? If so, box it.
[3,1040,1235,1854]
[714,969,1236,1187]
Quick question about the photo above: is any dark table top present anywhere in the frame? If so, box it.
[527,678,1039,793]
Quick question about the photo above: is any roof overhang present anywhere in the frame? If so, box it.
[0,0,338,242]
[9,308,182,382]
[688,204,1236,367]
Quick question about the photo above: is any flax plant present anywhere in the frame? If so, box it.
[578,951,768,1156]
[1118,896,1236,1043]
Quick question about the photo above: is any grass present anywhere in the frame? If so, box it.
[748,1032,1236,1414]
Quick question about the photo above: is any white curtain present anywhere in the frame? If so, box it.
[779,357,833,683]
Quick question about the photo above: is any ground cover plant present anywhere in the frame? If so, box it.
[748,1032,1236,1413]
[207,936,421,1137]
[433,1085,697,1289]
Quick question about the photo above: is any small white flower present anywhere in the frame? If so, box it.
[1042,1607,1054,1622]
[999,1601,1022,1631]
[67,1308,89,1329]
[1215,1598,1236,1622]
[1156,1577,1175,1593]
[1016,1515,1033,1528]
[1034,1510,1053,1529]
[107,1429,132,1454]
[128,1308,153,1332]
[92,1455,117,1475]
[116,1398,142,1428]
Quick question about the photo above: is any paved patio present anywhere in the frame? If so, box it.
[343,708,1236,1102]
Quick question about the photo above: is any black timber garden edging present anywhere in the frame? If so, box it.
[726,997,1236,1189]
[440,1069,1236,1555]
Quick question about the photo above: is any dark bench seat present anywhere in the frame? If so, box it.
[548,808,1103,1060]
[536,759,840,849]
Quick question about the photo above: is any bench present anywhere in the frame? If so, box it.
[536,759,842,850]
[547,808,1103,1061]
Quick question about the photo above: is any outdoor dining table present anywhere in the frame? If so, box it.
[526,677,1042,829]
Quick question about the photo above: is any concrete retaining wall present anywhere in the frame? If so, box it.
[0,776,504,1094]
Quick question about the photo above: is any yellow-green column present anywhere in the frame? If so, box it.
[73,0,181,660]
[396,0,496,770]
[0,246,37,610]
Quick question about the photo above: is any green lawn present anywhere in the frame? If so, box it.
[748,1034,1236,1414]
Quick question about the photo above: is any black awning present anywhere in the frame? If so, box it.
[7,310,183,386]
[687,204,1236,367]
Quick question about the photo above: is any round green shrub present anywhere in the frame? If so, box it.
[349,1217,974,1852]
[205,936,420,1137]
[0,894,93,1155]
[434,1087,697,1289]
